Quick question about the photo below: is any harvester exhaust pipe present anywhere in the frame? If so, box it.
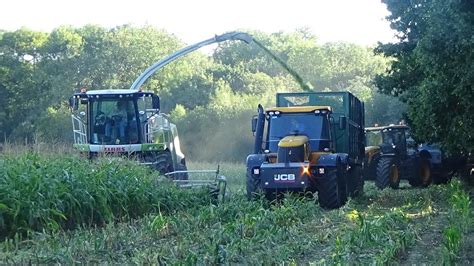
[254,104,265,154]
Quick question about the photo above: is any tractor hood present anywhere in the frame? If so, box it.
[278,135,309,148]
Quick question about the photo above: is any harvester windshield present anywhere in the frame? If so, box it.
[267,113,330,152]
[90,98,139,144]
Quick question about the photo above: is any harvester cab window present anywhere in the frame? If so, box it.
[267,113,330,152]
[90,98,138,144]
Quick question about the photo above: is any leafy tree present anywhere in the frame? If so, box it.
[375,0,474,153]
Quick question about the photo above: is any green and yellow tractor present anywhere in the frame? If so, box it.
[364,125,436,189]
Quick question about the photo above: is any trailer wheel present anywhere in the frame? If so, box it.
[317,165,347,209]
[348,165,364,197]
[375,157,400,189]
[154,152,173,176]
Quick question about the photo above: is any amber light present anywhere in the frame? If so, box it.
[301,165,310,176]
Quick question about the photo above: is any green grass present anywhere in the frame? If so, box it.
[0,154,472,264]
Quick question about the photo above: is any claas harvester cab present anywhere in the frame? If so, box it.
[69,89,188,178]
[364,125,434,189]
[246,92,365,209]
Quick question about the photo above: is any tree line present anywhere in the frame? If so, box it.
[3,15,460,161]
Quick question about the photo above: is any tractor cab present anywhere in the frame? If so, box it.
[264,106,333,163]
[365,125,409,158]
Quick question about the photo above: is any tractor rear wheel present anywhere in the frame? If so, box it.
[409,158,432,187]
[154,151,173,176]
[375,157,400,189]
[317,166,347,209]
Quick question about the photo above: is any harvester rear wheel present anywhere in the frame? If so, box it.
[375,157,400,189]
[317,166,347,209]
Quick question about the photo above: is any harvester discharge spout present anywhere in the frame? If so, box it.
[129,31,254,91]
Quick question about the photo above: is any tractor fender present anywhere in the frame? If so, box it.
[246,154,266,177]
[317,153,349,167]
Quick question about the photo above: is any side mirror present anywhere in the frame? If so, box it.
[152,95,160,109]
[69,97,78,111]
[251,116,258,133]
[339,116,347,130]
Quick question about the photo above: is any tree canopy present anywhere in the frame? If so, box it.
[375,0,474,154]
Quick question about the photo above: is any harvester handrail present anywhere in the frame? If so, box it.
[71,114,87,144]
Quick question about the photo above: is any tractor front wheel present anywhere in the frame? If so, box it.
[375,157,400,189]
[317,166,347,209]
[246,173,261,200]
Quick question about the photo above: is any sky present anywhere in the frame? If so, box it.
[0,0,396,46]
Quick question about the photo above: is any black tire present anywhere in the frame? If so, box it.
[375,157,400,189]
[409,158,432,187]
[246,173,261,200]
[364,154,380,180]
[317,166,347,209]
[154,151,173,176]
[348,165,364,197]
[175,163,189,180]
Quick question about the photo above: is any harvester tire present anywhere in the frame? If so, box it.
[246,173,261,200]
[175,163,189,180]
[375,157,400,189]
[317,166,347,209]
[155,152,173,176]
[348,165,364,197]
[409,158,432,187]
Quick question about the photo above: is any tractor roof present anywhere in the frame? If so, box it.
[365,124,409,131]
[266,106,332,113]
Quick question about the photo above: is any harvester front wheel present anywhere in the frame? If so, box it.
[175,163,189,180]
[375,157,400,189]
[317,165,347,209]
[154,152,173,176]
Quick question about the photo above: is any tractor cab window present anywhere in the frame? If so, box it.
[382,128,406,152]
[366,130,382,146]
[267,113,330,152]
[90,98,139,144]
